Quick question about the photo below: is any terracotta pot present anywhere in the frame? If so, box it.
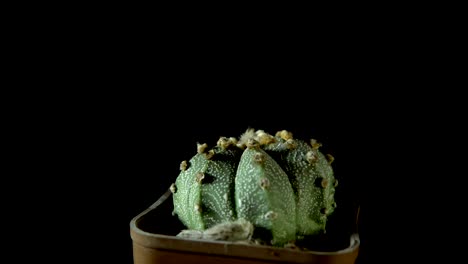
[130,190,360,264]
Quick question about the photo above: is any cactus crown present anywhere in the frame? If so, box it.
[172,128,337,247]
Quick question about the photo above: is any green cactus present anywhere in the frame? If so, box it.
[171,129,337,247]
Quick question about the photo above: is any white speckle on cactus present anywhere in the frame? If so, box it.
[194,204,202,213]
[197,143,208,154]
[334,179,339,187]
[170,183,176,193]
[223,193,228,201]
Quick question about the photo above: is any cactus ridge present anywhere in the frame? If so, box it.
[235,147,297,246]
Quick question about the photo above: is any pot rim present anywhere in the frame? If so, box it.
[130,189,360,263]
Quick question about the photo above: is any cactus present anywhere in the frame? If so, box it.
[171,129,337,247]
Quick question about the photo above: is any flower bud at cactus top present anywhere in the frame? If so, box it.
[172,129,338,247]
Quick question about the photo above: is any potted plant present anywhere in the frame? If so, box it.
[130,129,360,264]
